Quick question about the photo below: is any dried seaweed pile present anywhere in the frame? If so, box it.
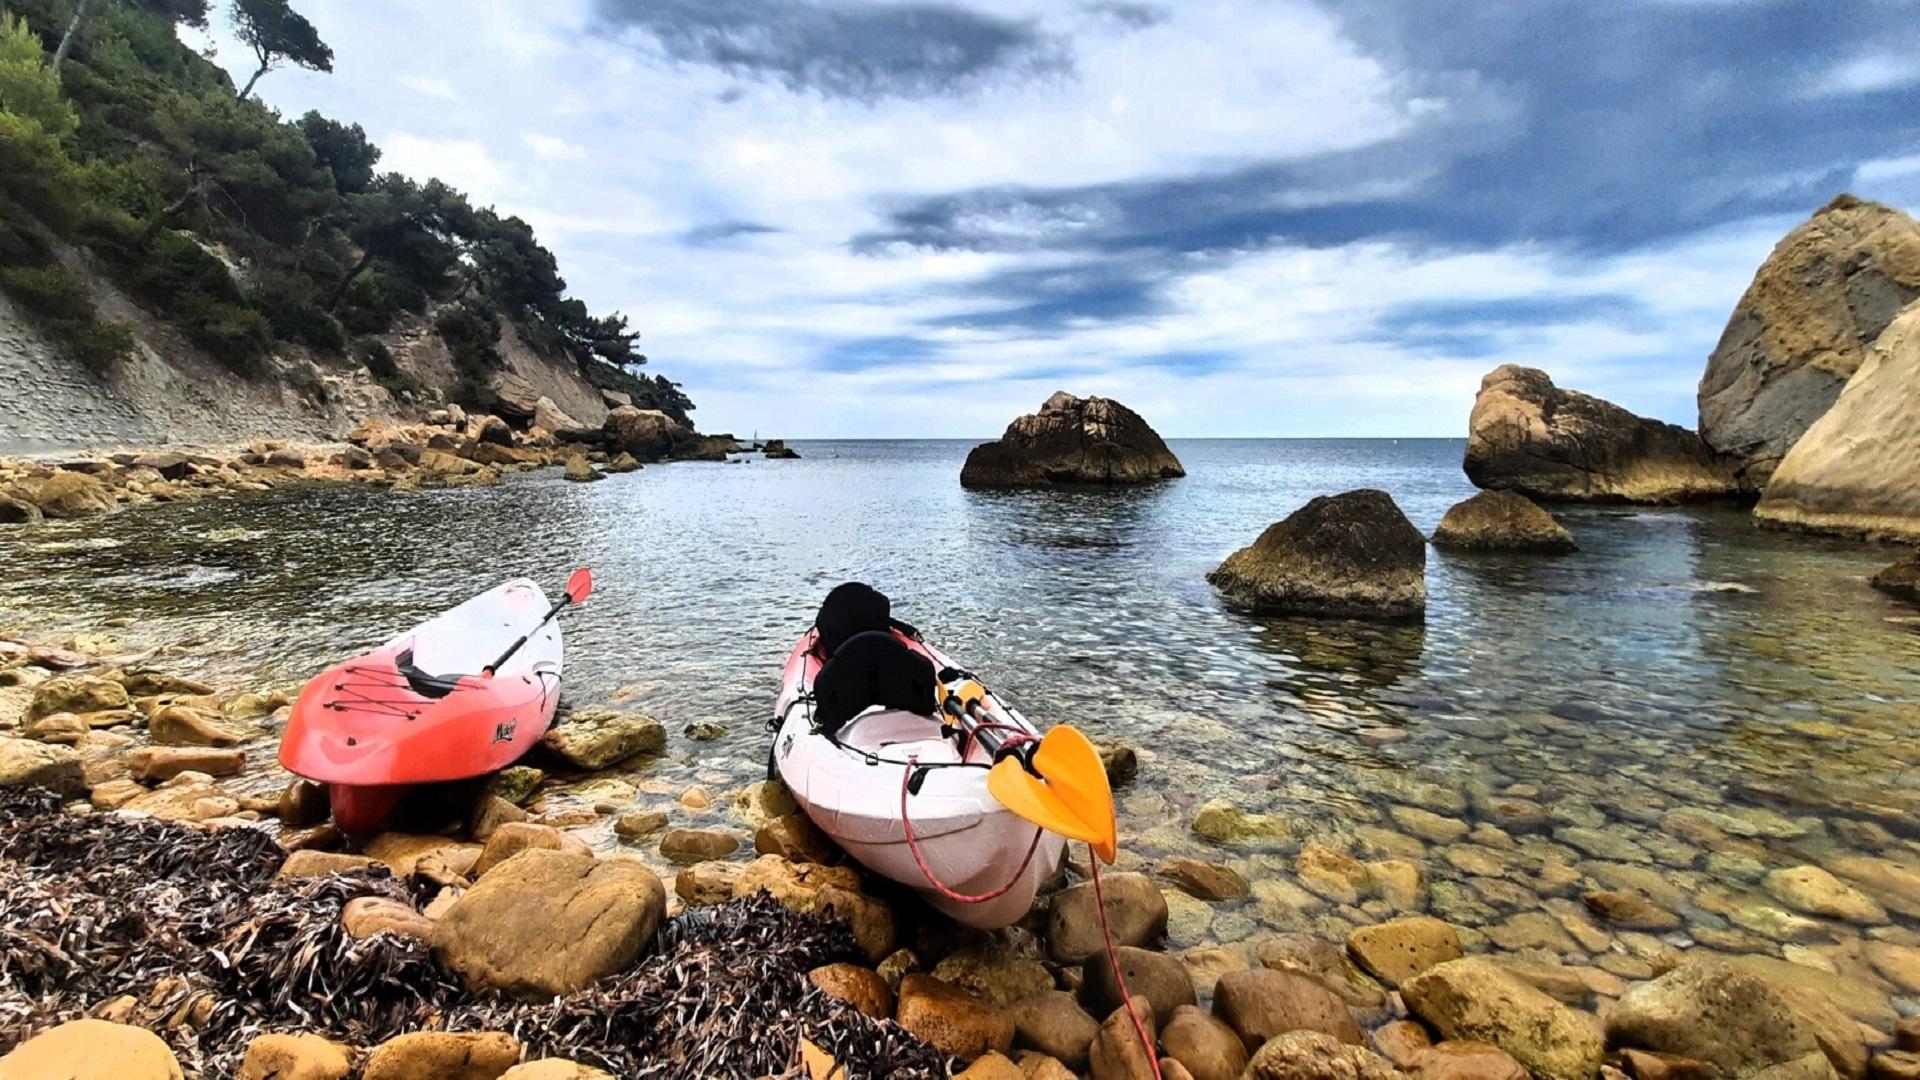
[0,789,954,1078]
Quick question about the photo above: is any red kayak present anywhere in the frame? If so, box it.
[280,570,591,832]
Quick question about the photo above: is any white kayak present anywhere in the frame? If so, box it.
[772,621,1065,929]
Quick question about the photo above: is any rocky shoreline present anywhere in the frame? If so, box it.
[3,607,1920,1080]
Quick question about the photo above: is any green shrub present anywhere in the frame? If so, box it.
[354,336,421,397]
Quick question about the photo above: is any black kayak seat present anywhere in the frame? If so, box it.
[815,581,891,658]
[397,650,464,699]
[811,630,936,736]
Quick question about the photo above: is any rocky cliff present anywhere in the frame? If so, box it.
[1698,196,1920,489]
[0,263,614,454]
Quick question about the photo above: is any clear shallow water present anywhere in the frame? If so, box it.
[4,439,1920,978]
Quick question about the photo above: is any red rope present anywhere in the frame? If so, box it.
[1092,845,1162,1080]
[899,756,1044,903]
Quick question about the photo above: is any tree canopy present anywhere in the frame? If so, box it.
[0,0,690,421]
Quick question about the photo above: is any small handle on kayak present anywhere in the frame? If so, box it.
[484,567,592,677]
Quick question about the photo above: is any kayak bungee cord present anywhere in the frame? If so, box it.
[898,751,1044,903]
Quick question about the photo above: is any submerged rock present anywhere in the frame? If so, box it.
[1699,195,1920,489]
[1430,491,1577,553]
[1871,556,1920,602]
[1465,365,1738,503]
[1755,304,1920,542]
[960,392,1184,487]
[1241,1031,1404,1080]
[1400,958,1604,1080]
[1345,917,1463,988]
[1207,490,1426,620]
[539,709,665,769]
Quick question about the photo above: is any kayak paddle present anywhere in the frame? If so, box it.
[986,724,1118,863]
[483,566,593,677]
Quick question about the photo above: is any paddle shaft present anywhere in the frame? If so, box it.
[483,595,571,677]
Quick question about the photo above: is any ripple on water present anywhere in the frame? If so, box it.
[4,439,1919,980]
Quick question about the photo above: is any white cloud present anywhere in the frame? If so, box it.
[380,135,507,205]
[397,75,459,100]
[1810,53,1920,98]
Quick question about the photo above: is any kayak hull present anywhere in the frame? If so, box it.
[772,629,1064,929]
[280,578,564,833]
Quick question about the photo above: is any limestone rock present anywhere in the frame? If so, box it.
[32,471,118,519]
[1158,858,1250,901]
[1430,490,1577,553]
[0,735,84,794]
[562,455,602,483]
[540,709,665,769]
[1606,959,1865,1080]
[1346,917,1464,988]
[1207,490,1427,619]
[432,849,666,999]
[499,1062,615,1080]
[1159,1004,1247,1080]
[603,406,690,461]
[614,808,669,840]
[658,827,742,864]
[1408,1042,1529,1080]
[1088,994,1159,1080]
[147,704,243,747]
[472,823,590,877]
[1465,365,1738,503]
[1756,304,1920,541]
[28,675,128,720]
[1765,865,1889,925]
[276,850,378,880]
[129,746,243,781]
[237,1033,353,1080]
[343,896,434,942]
[896,973,1015,1062]
[933,945,1055,1008]
[0,1019,182,1078]
[1400,958,1604,1080]
[361,1031,520,1080]
[1079,945,1196,1025]
[1242,1031,1407,1080]
[1699,195,1920,488]
[960,392,1184,487]
[754,812,837,863]
[1047,872,1169,964]
[809,963,894,1019]
[1212,968,1363,1052]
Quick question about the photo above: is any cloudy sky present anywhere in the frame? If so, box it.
[194,0,1920,437]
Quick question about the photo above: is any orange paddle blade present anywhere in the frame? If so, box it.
[987,724,1118,863]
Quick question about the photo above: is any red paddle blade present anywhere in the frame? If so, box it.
[566,567,594,604]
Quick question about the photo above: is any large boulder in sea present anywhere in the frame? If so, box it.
[1207,490,1425,620]
[603,406,691,461]
[1753,303,1920,542]
[960,392,1184,487]
[1699,195,1920,489]
[1466,365,1739,503]
[1872,555,1920,602]
[1430,491,1576,553]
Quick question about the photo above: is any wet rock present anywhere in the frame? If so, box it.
[810,963,894,1018]
[33,471,119,519]
[0,492,42,523]
[1087,994,1159,1080]
[276,850,378,880]
[1466,365,1738,503]
[236,1032,354,1080]
[433,850,665,999]
[1872,557,1920,603]
[1160,1004,1247,1080]
[1253,934,1387,1011]
[1158,858,1250,901]
[540,709,665,769]
[1047,872,1169,964]
[0,1018,183,1078]
[755,812,837,863]
[675,862,740,905]
[1401,958,1604,1080]
[1870,1053,1920,1080]
[277,780,329,826]
[614,808,669,840]
[498,1062,615,1080]
[1242,1031,1406,1080]
[342,896,434,942]
[1724,954,1896,1031]
[961,392,1184,487]
[362,1031,520,1080]
[1080,945,1196,1025]
[1297,844,1373,905]
[1430,491,1578,553]
[1213,967,1363,1051]
[934,945,1055,1009]
[1369,860,1427,911]
[28,674,129,720]
[1409,1042,1529,1080]
[659,827,743,864]
[1825,856,1920,919]
[472,822,590,877]
[562,454,602,482]
[603,452,642,473]
[1390,807,1470,844]
[24,712,87,743]
[1207,490,1426,619]
[1767,865,1891,924]
[1094,739,1139,786]
[128,746,243,781]
[1700,195,1920,489]
[957,1052,1026,1079]
[1584,889,1682,931]
[88,777,147,809]
[1898,1018,1920,1052]
[1192,801,1295,844]
[896,973,1016,1062]
[730,856,894,960]
[1607,959,1866,1080]
[1346,916,1464,987]
[1013,991,1100,1072]
[1371,1021,1432,1067]
[0,735,84,794]
[147,704,244,747]
[467,794,531,841]
[1865,942,1920,995]
[1617,1049,1715,1080]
